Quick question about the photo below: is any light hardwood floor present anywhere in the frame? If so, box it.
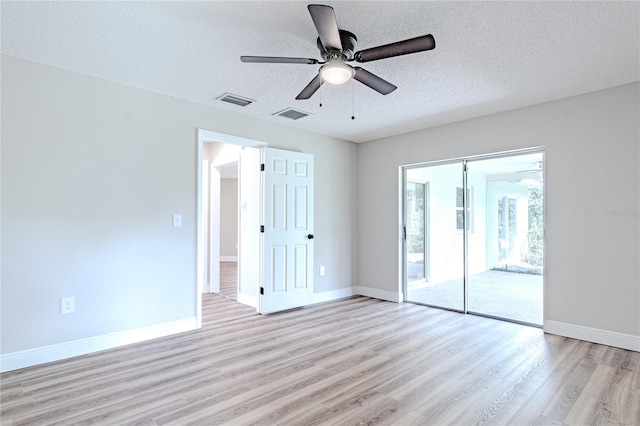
[219,261,237,301]
[1,296,639,425]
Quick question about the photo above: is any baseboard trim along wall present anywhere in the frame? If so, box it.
[6,294,638,373]
[220,256,238,262]
[237,293,257,308]
[544,320,640,352]
[355,286,404,303]
[313,287,358,304]
[0,317,198,373]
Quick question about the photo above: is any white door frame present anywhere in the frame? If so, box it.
[209,163,221,293]
[196,129,266,328]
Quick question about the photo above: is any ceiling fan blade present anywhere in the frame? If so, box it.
[308,4,342,51]
[241,56,319,65]
[353,67,397,95]
[296,74,324,100]
[354,34,435,63]
[296,73,324,100]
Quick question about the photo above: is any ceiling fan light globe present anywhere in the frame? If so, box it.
[321,62,354,85]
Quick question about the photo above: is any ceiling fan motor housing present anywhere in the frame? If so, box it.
[317,30,358,61]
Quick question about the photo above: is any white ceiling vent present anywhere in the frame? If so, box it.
[273,108,311,120]
[217,93,255,107]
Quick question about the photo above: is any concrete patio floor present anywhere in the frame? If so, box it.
[407,270,543,325]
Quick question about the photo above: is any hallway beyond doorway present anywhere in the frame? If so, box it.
[219,261,237,301]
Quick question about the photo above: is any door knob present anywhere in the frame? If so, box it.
[307,234,314,239]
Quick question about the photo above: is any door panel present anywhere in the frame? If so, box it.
[271,245,287,293]
[272,184,287,230]
[466,153,544,325]
[294,245,308,289]
[294,186,308,229]
[260,147,314,314]
[405,163,464,312]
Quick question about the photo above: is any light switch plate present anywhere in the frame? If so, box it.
[173,214,182,227]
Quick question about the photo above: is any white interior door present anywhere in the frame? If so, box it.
[259,147,314,314]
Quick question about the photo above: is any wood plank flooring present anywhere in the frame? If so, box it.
[219,261,237,301]
[1,296,639,425]
[201,292,257,327]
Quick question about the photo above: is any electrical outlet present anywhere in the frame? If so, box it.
[319,266,325,277]
[61,297,75,314]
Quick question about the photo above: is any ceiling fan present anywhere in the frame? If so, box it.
[240,4,436,100]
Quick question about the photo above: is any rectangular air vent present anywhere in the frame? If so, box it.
[273,108,311,120]
[217,93,255,107]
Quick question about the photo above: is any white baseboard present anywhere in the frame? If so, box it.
[544,320,640,352]
[0,317,198,373]
[20,292,635,375]
[313,287,357,304]
[237,293,257,308]
[220,256,238,262]
[356,286,403,303]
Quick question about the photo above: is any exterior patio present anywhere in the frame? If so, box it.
[406,269,543,325]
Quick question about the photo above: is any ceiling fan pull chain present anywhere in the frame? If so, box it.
[351,79,355,120]
[319,88,323,107]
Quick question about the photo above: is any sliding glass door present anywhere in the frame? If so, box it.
[405,162,464,312]
[403,151,544,326]
[466,153,544,325]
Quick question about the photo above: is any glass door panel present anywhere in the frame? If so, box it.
[405,163,464,312]
[466,153,544,325]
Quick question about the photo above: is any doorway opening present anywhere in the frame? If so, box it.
[196,131,316,324]
[196,129,265,328]
[402,149,544,327]
[203,144,240,301]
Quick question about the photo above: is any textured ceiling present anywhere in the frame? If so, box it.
[2,1,639,143]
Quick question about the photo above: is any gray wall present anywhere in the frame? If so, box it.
[3,53,637,357]
[1,55,358,354]
[220,179,238,258]
[357,82,640,337]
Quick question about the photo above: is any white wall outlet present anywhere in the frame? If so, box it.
[60,297,75,314]
[319,266,325,277]
[173,214,182,227]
